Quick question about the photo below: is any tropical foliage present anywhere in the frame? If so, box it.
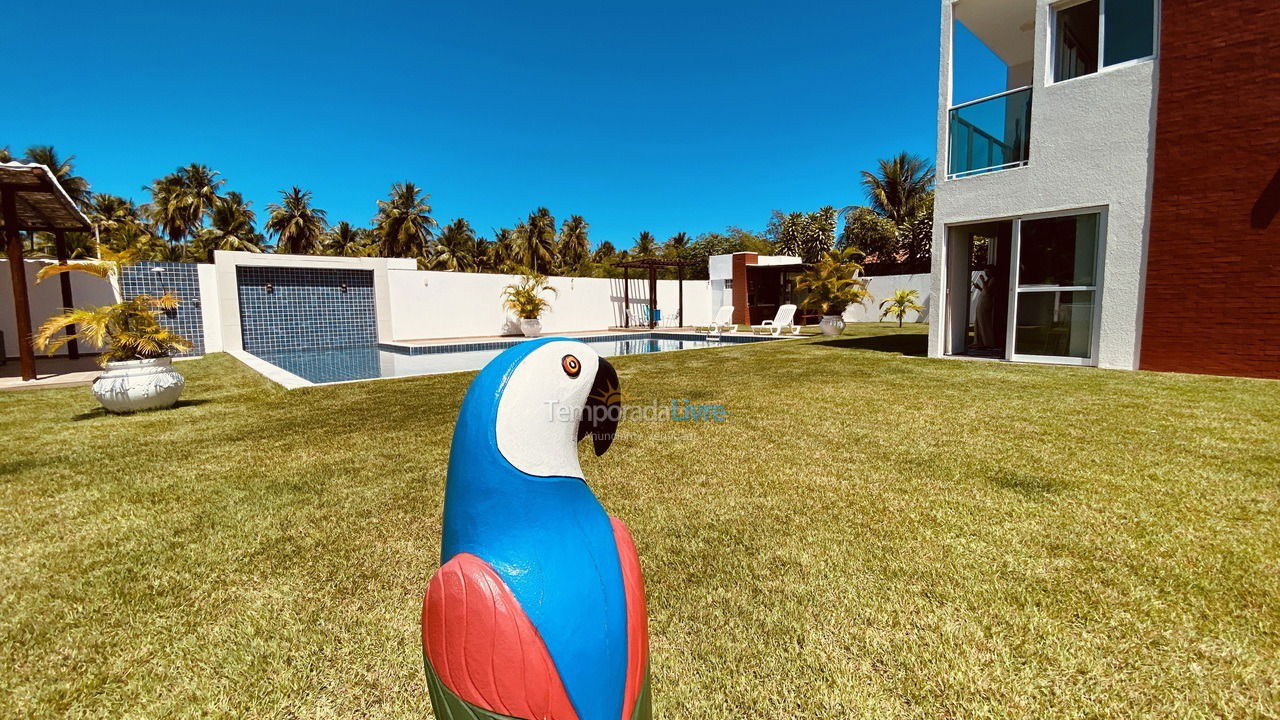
[323,221,371,257]
[840,152,936,273]
[192,191,263,261]
[31,248,191,366]
[879,288,926,327]
[501,273,558,319]
[556,215,591,271]
[796,249,869,316]
[24,146,91,208]
[768,207,838,264]
[664,231,691,260]
[632,231,658,258]
[266,187,327,255]
[146,164,225,256]
[592,241,616,264]
[374,182,436,258]
[430,218,478,272]
[515,208,557,273]
[9,145,936,280]
[861,152,935,225]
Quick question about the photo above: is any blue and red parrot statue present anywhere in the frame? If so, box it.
[422,338,651,720]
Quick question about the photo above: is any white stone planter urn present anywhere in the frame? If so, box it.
[91,357,185,413]
[519,318,543,338]
[819,315,846,337]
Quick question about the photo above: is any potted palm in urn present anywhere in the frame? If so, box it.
[501,272,558,338]
[796,248,869,337]
[33,248,192,413]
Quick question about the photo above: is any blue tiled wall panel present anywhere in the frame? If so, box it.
[120,262,205,357]
[236,266,376,353]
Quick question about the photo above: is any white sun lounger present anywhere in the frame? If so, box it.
[696,305,737,334]
[751,304,800,336]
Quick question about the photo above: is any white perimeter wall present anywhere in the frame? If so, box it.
[929,0,1158,370]
[203,251,712,350]
[4,254,715,358]
[1,259,118,358]
[387,270,711,340]
[845,273,933,323]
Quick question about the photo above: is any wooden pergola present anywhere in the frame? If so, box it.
[1,162,93,381]
[616,257,698,329]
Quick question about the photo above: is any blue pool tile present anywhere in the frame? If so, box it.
[121,262,205,356]
[236,266,375,354]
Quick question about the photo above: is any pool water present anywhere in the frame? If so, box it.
[253,333,776,385]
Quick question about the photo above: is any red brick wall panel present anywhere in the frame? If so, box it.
[1140,0,1280,379]
[731,253,757,325]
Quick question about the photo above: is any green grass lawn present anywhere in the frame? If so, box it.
[3,324,1278,719]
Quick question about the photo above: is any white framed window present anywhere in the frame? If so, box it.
[1005,210,1105,365]
[1051,0,1157,84]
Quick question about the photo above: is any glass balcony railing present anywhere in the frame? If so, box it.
[947,87,1032,179]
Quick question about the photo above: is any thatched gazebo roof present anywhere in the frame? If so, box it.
[0,162,92,232]
[2,162,94,381]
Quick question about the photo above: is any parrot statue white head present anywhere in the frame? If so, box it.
[492,338,621,480]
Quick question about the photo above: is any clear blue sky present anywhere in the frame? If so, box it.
[6,1,1001,249]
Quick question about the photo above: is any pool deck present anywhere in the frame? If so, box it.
[0,355,104,392]
[381,326,790,351]
[0,355,204,392]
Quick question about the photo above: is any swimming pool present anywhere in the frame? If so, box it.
[248,332,781,386]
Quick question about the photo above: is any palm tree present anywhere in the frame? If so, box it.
[266,187,327,255]
[88,194,139,248]
[518,208,557,273]
[859,152,935,226]
[88,194,167,259]
[487,228,519,272]
[324,221,370,257]
[592,240,616,264]
[19,147,90,254]
[632,231,658,257]
[144,164,224,255]
[430,218,477,272]
[23,146,91,208]
[33,248,191,364]
[193,192,262,261]
[664,231,691,259]
[373,182,436,258]
[0,147,12,162]
[557,215,590,270]
[473,237,495,272]
[879,288,926,327]
[796,248,869,318]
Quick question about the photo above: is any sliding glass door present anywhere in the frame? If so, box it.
[1007,212,1102,364]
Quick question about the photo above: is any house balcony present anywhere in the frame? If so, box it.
[947,86,1032,179]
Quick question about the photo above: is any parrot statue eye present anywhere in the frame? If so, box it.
[561,354,581,378]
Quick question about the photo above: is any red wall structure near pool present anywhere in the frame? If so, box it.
[1139,0,1280,379]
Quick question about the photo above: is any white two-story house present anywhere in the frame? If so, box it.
[928,0,1160,369]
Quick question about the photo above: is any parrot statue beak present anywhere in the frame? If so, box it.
[577,358,620,456]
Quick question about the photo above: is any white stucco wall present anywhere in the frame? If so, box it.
[387,270,711,340]
[707,252,802,281]
[1,259,118,358]
[707,254,734,281]
[845,273,934,323]
[930,0,1158,369]
[196,262,222,353]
